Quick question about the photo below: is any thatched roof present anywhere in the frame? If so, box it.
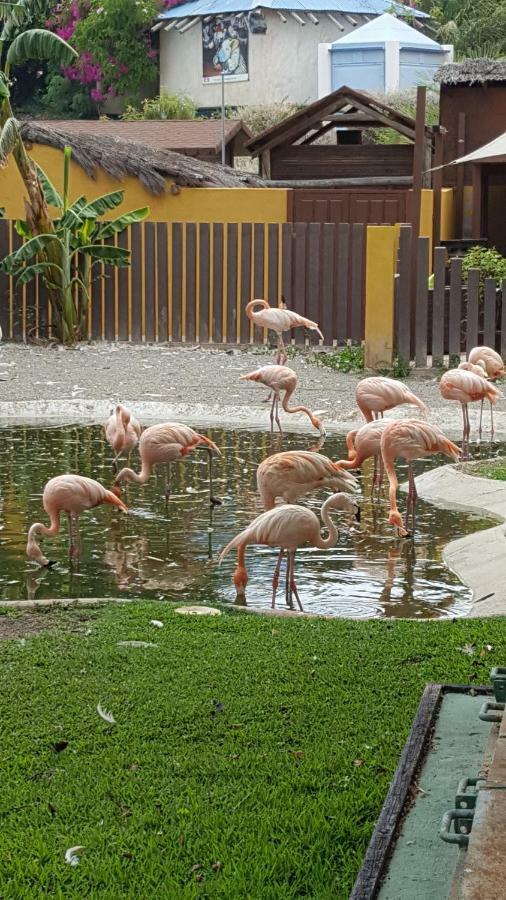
[436,58,506,86]
[19,121,264,193]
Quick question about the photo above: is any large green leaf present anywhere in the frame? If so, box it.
[80,191,125,218]
[1,233,64,273]
[35,163,62,209]
[6,29,77,67]
[97,207,150,239]
[78,244,130,266]
[0,117,21,160]
[0,74,9,101]
[14,218,31,238]
[14,260,65,285]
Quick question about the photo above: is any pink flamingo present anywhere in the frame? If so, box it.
[241,365,324,434]
[245,299,323,365]
[256,450,358,510]
[113,423,222,504]
[26,474,128,567]
[439,368,503,456]
[105,404,141,471]
[381,420,460,537]
[355,376,428,423]
[338,419,389,497]
[219,492,359,610]
[468,347,506,433]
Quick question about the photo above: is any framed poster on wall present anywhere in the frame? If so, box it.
[202,14,249,83]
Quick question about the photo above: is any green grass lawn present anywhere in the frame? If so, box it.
[0,603,504,899]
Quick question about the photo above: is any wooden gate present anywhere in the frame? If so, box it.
[0,219,366,346]
[288,188,410,226]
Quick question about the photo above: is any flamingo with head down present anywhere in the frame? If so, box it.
[256,450,358,510]
[380,420,460,538]
[245,300,323,365]
[113,422,222,505]
[26,474,128,567]
[219,491,359,611]
[337,419,390,497]
[241,365,324,434]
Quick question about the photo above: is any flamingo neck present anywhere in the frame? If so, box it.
[245,299,269,322]
[27,511,61,565]
[357,399,374,423]
[116,459,152,486]
[382,450,401,520]
[316,498,339,550]
[281,386,320,430]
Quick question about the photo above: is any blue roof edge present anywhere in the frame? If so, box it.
[158,2,429,21]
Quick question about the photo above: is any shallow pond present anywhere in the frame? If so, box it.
[0,425,495,617]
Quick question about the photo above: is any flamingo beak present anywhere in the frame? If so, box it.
[45,559,57,568]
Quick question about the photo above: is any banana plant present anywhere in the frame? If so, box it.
[1,144,149,342]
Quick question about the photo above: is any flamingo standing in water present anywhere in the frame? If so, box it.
[338,419,389,497]
[26,474,128,566]
[241,365,324,434]
[439,368,503,456]
[256,450,358,510]
[219,492,359,610]
[245,300,323,365]
[355,376,428,423]
[113,423,222,504]
[380,420,460,537]
[105,404,141,471]
[468,346,506,433]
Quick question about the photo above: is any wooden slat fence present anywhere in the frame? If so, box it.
[395,224,506,367]
[0,219,366,346]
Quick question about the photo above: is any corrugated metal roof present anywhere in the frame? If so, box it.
[332,12,440,47]
[159,0,427,20]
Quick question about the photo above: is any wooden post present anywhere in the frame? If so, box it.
[471,163,483,240]
[364,226,397,369]
[432,130,444,249]
[455,112,466,238]
[410,86,426,348]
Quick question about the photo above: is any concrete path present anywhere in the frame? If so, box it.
[414,465,506,617]
[1,343,506,437]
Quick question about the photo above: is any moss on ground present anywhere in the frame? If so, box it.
[473,458,506,481]
[0,602,504,898]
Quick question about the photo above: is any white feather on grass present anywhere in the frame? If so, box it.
[97,703,116,724]
[150,620,164,628]
[65,845,84,866]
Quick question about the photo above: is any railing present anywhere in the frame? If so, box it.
[0,219,366,345]
[395,224,506,367]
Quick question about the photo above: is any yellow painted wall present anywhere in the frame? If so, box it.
[419,188,434,257]
[0,145,288,223]
[440,187,455,241]
[364,226,397,369]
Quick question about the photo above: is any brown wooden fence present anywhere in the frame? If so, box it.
[0,219,366,345]
[395,224,506,367]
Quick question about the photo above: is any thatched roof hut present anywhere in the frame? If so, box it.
[19,120,264,194]
[436,58,506,86]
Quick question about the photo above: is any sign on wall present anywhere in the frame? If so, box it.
[202,15,249,83]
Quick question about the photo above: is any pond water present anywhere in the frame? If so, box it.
[0,425,495,618]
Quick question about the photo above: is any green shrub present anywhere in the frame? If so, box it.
[122,91,198,121]
[462,245,506,288]
[312,345,365,373]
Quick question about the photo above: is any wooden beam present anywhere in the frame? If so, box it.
[266,176,413,188]
[324,114,386,126]
[432,130,444,247]
[410,86,426,345]
[345,96,416,141]
[300,122,337,145]
[455,112,466,239]
[471,164,483,240]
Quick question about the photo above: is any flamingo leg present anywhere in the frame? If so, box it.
[112,452,121,474]
[284,550,292,609]
[165,463,171,501]
[409,465,418,534]
[490,400,495,437]
[271,548,284,608]
[276,333,287,367]
[66,512,75,558]
[479,399,484,437]
[274,392,282,433]
[269,394,276,433]
[461,403,469,460]
[208,449,222,506]
[289,550,303,612]
[74,515,81,559]
[371,455,378,500]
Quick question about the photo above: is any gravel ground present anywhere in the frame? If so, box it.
[0,342,504,438]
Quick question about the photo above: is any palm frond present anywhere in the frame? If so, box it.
[6,29,77,68]
[0,117,21,161]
